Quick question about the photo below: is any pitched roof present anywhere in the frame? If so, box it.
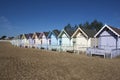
[52,29,60,37]
[18,34,23,39]
[39,33,43,38]
[28,33,34,38]
[39,32,49,38]
[36,32,41,37]
[58,26,77,38]
[24,34,29,39]
[62,27,77,38]
[47,29,60,38]
[109,26,120,35]
[80,27,97,38]
[43,32,49,37]
[32,32,41,39]
[95,24,120,37]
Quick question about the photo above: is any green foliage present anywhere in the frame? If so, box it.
[64,19,103,31]
[79,19,103,31]
[64,24,72,29]
[90,19,103,31]
[0,35,7,40]
[64,20,103,32]
[64,24,78,31]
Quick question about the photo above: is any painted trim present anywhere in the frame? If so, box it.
[58,29,70,39]
[47,31,57,39]
[95,24,120,37]
[21,34,26,39]
[107,25,120,37]
[71,27,88,38]
[42,32,48,38]
[47,31,52,38]
[32,32,40,39]
[32,32,36,39]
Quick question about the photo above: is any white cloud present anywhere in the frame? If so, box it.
[0,16,17,37]
[0,16,12,30]
[0,16,9,22]
[0,16,23,37]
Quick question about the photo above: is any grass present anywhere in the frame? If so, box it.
[0,42,120,80]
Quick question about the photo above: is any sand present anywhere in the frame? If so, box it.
[0,42,120,80]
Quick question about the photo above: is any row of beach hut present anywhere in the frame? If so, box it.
[11,24,120,58]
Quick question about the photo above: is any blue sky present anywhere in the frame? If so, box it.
[0,0,120,37]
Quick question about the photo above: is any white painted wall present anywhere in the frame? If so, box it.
[74,31,97,51]
[42,34,48,48]
[22,39,29,47]
[61,33,71,46]
[51,34,58,45]
[98,30,116,50]
[75,32,88,50]
[90,38,98,48]
[117,38,120,49]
